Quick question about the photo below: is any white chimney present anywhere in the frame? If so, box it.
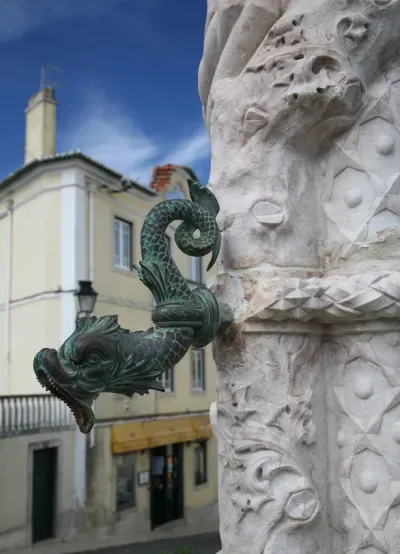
[24,86,57,164]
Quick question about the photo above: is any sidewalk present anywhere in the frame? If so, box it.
[80,533,221,553]
[7,520,219,554]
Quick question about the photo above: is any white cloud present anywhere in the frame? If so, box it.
[162,129,210,168]
[60,92,210,186]
[0,0,127,42]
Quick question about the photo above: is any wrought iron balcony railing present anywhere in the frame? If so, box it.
[0,394,75,437]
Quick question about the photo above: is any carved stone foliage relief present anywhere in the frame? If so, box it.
[212,331,323,553]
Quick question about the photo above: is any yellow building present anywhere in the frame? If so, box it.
[0,87,218,550]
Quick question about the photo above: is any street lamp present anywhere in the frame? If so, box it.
[74,280,98,319]
[74,280,99,449]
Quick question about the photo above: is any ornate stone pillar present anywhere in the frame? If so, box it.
[210,289,326,552]
[200,0,400,552]
[326,318,400,553]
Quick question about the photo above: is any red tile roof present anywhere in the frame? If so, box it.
[149,164,199,192]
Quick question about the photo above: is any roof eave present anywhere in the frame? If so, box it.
[0,152,157,198]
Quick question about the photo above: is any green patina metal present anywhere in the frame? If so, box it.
[33,180,221,434]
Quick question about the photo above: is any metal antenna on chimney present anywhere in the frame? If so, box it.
[40,64,66,91]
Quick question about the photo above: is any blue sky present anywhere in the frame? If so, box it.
[0,0,210,185]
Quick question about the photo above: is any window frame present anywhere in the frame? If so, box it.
[194,440,208,487]
[115,453,136,511]
[152,233,172,308]
[190,256,203,284]
[159,366,174,393]
[113,216,133,271]
[191,348,206,393]
[165,234,171,253]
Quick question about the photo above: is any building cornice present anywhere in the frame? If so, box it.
[0,151,157,201]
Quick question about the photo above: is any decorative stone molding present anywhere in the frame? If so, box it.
[242,272,400,324]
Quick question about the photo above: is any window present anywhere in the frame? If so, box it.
[191,349,205,392]
[159,367,174,393]
[116,453,136,510]
[190,257,203,284]
[165,234,171,253]
[152,235,172,307]
[194,440,207,486]
[114,217,132,270]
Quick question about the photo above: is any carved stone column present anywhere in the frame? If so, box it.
[210,275,327,552]
[200,0,400,552]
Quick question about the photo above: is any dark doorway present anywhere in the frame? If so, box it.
[32,447,57,543]
[172,443,184,521]
[150,443,184,530]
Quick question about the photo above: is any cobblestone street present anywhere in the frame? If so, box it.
[80,533,221,554]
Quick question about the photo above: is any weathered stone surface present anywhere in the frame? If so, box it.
[200,1,400,552]
[200,0,400,273]
[325,329,400,554]
[211,327,326,553]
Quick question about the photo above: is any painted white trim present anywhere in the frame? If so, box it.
[0,157,156,204]
[88,185,95,283]
[113,216,133,269]
[3,200,13,394]
[0,166,52,202]
[76,159,155,201]
[0,162,78,203]
[190,256,203,283]
[0,178,151,222]
[2,183,85,214]
[88,184,96,448]
[60,168,87,508]
[60,171,85,341]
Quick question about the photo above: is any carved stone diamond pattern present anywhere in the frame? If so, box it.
[244,273,400,323]
[320,82,400,250]
[333,337,400,553]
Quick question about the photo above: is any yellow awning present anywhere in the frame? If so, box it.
[112,422,149,454]
[142,417,196,448]
[190,415,213,440]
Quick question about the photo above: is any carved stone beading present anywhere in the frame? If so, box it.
[243,272,400,323]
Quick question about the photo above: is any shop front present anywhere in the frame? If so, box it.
[111,414,213,530]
